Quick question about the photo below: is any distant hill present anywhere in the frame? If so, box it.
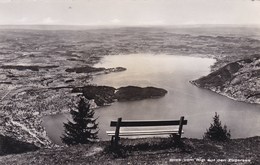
[192,55,260,104]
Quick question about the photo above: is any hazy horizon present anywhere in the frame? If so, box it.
[0,0,260,26]
[1,24,260,29]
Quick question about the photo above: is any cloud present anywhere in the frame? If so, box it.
[4,0,86,2]
[18,17,29,23]
[0,0,12,3]
[137,20,166,26]
[41,17,59,24]
[110,18,121,24]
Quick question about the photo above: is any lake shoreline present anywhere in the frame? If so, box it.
[0,53,258,148]
[0,27,259,148]
[1,53,258,148]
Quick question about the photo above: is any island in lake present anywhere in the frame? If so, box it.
[72,85,167,106]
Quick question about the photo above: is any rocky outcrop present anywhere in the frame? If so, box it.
[72,85,167,106]
[192,55,260,104]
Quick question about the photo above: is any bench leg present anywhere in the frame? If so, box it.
[175,116,184,144]
[113,117,122,149]
[111,135,120,148]
[111,136,115,146]
[111,136,121,149]
[175,134,181,143]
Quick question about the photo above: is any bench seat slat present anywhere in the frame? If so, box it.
[106,129,184,136]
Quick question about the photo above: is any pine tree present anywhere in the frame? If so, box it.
[61,97,98,145]
[204,112,231,141]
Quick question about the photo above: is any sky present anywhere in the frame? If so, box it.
[0,0,260,26]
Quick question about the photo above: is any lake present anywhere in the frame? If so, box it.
[43,54,260,145]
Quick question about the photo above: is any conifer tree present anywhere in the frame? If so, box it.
[61,97,98,145]
[204,112,231,141]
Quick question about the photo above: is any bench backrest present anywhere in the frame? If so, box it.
[110,119,188,127]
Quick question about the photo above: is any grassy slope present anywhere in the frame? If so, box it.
[0,137,259,165]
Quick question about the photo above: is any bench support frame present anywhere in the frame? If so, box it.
[109,116,187,148]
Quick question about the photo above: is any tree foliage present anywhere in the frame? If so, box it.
[61,97,98,145]
[204,112,231,141]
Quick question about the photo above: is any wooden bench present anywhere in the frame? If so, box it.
[106,116,187,147]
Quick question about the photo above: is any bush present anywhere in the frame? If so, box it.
[61,96,98,145]
[0,134,39,155]
[204,112,231,141]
